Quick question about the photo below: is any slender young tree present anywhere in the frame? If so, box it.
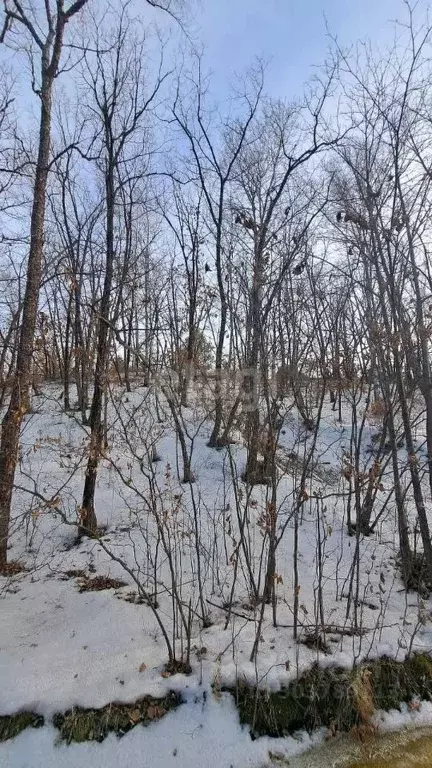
[79,6,168,534]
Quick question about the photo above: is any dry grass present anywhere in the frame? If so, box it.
[0,560,27,577]
[76,575,128,592]
[53,692,181,743]
[0,712,44,742]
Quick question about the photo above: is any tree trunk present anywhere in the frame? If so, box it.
[0,73,53,568]
[244,241,263,483]
[80,161,115,536]
[208,219,227,446]
[63,292,73,410]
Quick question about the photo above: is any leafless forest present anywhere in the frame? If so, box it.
[2,0,432,683]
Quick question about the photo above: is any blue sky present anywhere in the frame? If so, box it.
[193,0,422,98]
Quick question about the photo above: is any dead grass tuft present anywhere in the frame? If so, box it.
[76,575,128,592]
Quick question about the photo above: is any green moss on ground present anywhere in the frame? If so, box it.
[228,653,432,738]
[0,712,44,742]
[52,691,182,744]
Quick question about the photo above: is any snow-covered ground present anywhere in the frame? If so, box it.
[2,383,432,767]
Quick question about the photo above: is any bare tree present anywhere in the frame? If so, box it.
[79,5,169,535]
[172,60,263,446]
[0,0,89,568]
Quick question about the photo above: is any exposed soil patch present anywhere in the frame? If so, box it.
[52,692,181,743]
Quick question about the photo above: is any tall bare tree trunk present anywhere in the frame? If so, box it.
[0,79,52,565]
[0,0,89,567]
[208,220,228,446]
[244,245,263,482]
[80,161,114,536]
